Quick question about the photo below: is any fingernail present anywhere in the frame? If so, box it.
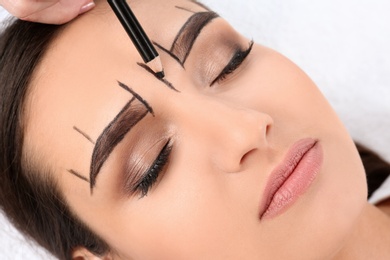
[79,1,95,15]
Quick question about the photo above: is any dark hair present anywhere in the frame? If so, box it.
[355,143,390,199]
[0,19,109,259]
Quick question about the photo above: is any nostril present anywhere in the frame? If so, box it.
[240,148,257,165]
[260,113,273,138]
[235,112,272,167]
[265,121,272,137]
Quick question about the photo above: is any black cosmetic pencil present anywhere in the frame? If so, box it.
[107,0,164,78]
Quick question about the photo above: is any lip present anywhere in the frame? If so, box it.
[259,138,323,220]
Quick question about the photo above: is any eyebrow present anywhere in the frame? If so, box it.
[89,82,153,190]
[154,9,218,67]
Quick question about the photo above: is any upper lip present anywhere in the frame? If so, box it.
[259,138,318,218]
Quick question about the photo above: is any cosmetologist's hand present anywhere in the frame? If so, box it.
[0,0,95,24]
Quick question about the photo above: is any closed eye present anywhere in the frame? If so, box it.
[210,40,254,86]
[132,139,172,198]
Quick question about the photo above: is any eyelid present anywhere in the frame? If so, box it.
[134,139,172,198]
[122,138,172,198]
[210,40,254,86]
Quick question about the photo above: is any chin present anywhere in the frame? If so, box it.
[279,135,367,259]
[311,136,368,258]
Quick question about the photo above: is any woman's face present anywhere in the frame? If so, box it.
[25,0,367,259]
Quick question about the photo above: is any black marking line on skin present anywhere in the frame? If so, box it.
[153,41,183,68]
[89,97,149,191]
[188,0,212,11]
[73,126,95,144]
[175,6,196,13]
[68,169,90,183]
[118,81,155,116]
[137,62,180,92]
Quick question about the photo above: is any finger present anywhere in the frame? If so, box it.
[1,0,60,18]
[3,0,95,24]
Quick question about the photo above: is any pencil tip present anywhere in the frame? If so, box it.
[156,70,165,79]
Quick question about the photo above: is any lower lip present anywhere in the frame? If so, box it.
[260,139,323,220]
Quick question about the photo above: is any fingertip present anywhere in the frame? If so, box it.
[79,1,95,15]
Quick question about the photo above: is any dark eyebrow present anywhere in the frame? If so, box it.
[89,82,153,191]
[154,10,218,67]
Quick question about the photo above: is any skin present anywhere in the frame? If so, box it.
[22,0,390,259]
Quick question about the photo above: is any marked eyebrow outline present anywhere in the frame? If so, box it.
[89,96,145,190]
[153,9,219,67]
[118,81,154,116]
[67,83,154,189]
[89,82,154,191]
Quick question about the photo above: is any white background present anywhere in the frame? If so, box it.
[1,0,390,259]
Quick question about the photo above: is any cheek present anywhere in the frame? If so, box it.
[106,157,263,259]
[224,46,333,129]
[238,47,351,150]
[113,168,238,258]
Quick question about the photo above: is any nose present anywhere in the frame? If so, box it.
[178,95,273,173]
[211,105,273,173]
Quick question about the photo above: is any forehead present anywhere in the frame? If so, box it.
[24,0,209,181]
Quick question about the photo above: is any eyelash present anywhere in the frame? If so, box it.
[134,139,172,198]
[210,40,254,86]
